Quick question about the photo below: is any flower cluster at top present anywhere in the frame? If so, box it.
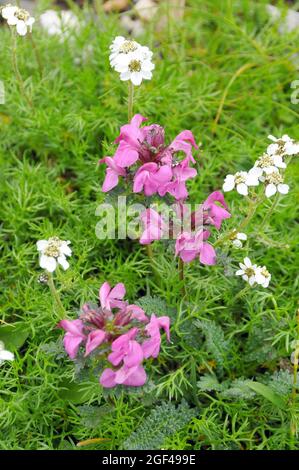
[236,257,271,288]
[58,282,170,388]
[223,134,299,198]
[109,37,155,86]
[100,113,198,201]
[1,4,35,36]
[139,192,231,265]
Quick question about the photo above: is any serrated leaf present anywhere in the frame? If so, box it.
[246,381,286,410]
[0,323,29,350]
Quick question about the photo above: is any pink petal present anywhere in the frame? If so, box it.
[102,168,120,192]
[199,242,216,265]
[100,368,117,388]
[124,340,144,367]
[99,282,111,309]
[63,334,84,359]
[126,305,148,323]
[85,329,106,357]
[58,319,85,337]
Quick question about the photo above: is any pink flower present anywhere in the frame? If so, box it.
[142,314,170,359]
[175,229,216,265]
[202,191,231,229]
[163,159,197,200]
[100,364,147,388]
[133,162,173,196]
[99,282,126,310]
[85,330,106,357]
[108,328,143,367]
[58,319,86,359]
[169,130,198,165]
[139,208,167,245]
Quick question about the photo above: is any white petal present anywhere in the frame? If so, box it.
[7,16,18,26]
[265,183,277,198]
[60,241,72,256]
[242,274,248,281]
[2,6,18,19]
[233,239,242,248]
[273,155,286,168]
[40,255,57,272]
[237,233,247,240]
[16,20,28,36]
[236,269,244,276]
[0,350,14,361]
[278,183,289,194]
[248,276,255,286]
[249,167,263,178]
[236,183,248,196]
[58,256,69,270]
[244,257,251,267]
[36,240,48,252]
[131,72,143,86]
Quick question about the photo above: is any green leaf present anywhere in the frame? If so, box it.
[0,323,29,350]
[58,380,98,404]
[246,381,286,410]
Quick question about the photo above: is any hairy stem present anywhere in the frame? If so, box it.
[178,257,186,296]
[47,273,65,319]
[29,33,43,78]
[128,81,134,122]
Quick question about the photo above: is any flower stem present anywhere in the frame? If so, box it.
[215,196,262,247]
[29,32,43,78]
[11,29,32,107]
[128,81,134,122]
[258,193,279,233]
[178,257,186,296]
[47,273,65,319]
[146,244,153,261]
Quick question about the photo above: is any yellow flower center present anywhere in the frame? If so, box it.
[257,154,273,168]
[120,41,138,54]
[266,172,283,185]
[44,237,62,258]
[129,59,142,72]
[245,267,255,277]
[15,8,29,21]
[234,172,246,184]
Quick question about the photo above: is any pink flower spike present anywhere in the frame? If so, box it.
[58,319,86,359]
[133,163,172,197]
[99,282,126,310]
[115,114,148,146]
[203,191,231,229]
[108,328,143,367]
[85,329,106,357]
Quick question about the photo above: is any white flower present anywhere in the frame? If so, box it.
[223,169,260,196]
[37,237,72,273]
[236,257,258,286]
[254,152,286,172]
[267,134,299,158]
[1,4,35,36]
[109,36,154,86]
[260,167,289,198]
[39,9,79,38]
[0,341,14,365]
[230,230,247,248]
[255,266,271,288]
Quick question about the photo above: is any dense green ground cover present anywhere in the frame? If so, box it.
[0,0,299,450]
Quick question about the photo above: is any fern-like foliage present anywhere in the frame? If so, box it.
[194,319,230,367]
[123,401,196,450]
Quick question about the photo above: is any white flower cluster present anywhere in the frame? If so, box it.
[109,36,155,86]
[37,237,72,273]
[223,134,299,198]
[0,4,35,36]
[236,257,271,288]
[39,9,80,39]
[229,230,247,249]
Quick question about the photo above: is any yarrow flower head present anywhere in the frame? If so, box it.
[39,9,79,39]
[37,237,72,272]
[1,4,35,36]
[222,169,260,196]
[267,134,299,158]
[109,36,154,86]
[58,281,170,388]
[259,167,289,198]
[236,257,271,288]
[100,114,198,201]
[0,341,14,365]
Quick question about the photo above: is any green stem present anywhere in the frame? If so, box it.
[47,273,66,319]
[258,193,279,233]
[11,29,32,107]
[128,81,134,122]
[215,196,261,247]
[29,33,43,78]
[178,257,186,296]
[290,308,299,449]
